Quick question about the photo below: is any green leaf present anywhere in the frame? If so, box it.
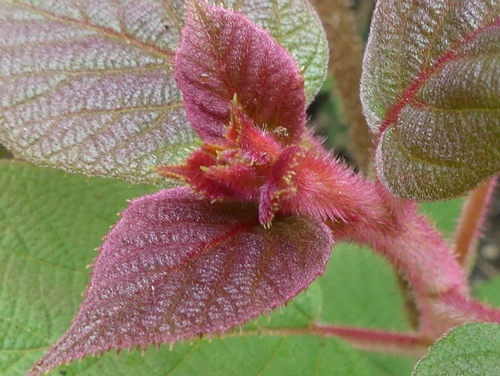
[0,0,327,185]
[474,277,500,307]
[319,244,410,331]
[412,323,500,376]
[43,336,366,376]
[0,161,156,375]
[419,197,464,236]
[0,161,366,376]
[318,244,416,375]
[361,0,500,200]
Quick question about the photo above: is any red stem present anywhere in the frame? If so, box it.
[438,290,500,325]
[329,180,474,337]
[334,186,469,299]
[330,178,500,342]
[453,177,497,271]
[311,323,428,357]
[240,324,428,357]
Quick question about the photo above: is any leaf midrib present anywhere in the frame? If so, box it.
[377,15,500,143]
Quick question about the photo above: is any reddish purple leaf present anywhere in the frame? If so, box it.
[174,0,307,144]
[29,188,332,375]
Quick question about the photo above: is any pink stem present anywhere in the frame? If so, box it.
[453,177,497,271]
[311,323,428,357]
[321,169,498,341]
[436,290,500,325]
[331,182,471,336]
[337,193,469,299]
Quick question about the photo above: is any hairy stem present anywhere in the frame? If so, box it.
[310,0,374,173]
[311,323,428,357]
[453,177,497,271]
[239,324,428,357]
[436,290,500,326]
[397,276,420,330]
[330,181,472,337]
[342,199,469,299]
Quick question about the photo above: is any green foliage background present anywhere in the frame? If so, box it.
[1,0,499,374]
[3,160,495,375]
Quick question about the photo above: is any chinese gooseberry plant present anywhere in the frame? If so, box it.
[0,0,499,375]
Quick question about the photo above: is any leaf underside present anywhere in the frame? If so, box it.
[0,0,327,185]
[0,0,195,185]
[362,0,500,200]
[30,187,333,375]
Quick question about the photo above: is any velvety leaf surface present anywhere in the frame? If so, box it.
[243,0,328,104]
[0,0,327,184]
[30,187,333,374]
[412,323,500,375]
[175,0,306,143]
[361,0,500,200]
[0,161,373,376]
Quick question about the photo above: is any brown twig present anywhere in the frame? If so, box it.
[353,0,375,37]
[453,177,497,271]
[310,0,374,174]
[311,0,426,330]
